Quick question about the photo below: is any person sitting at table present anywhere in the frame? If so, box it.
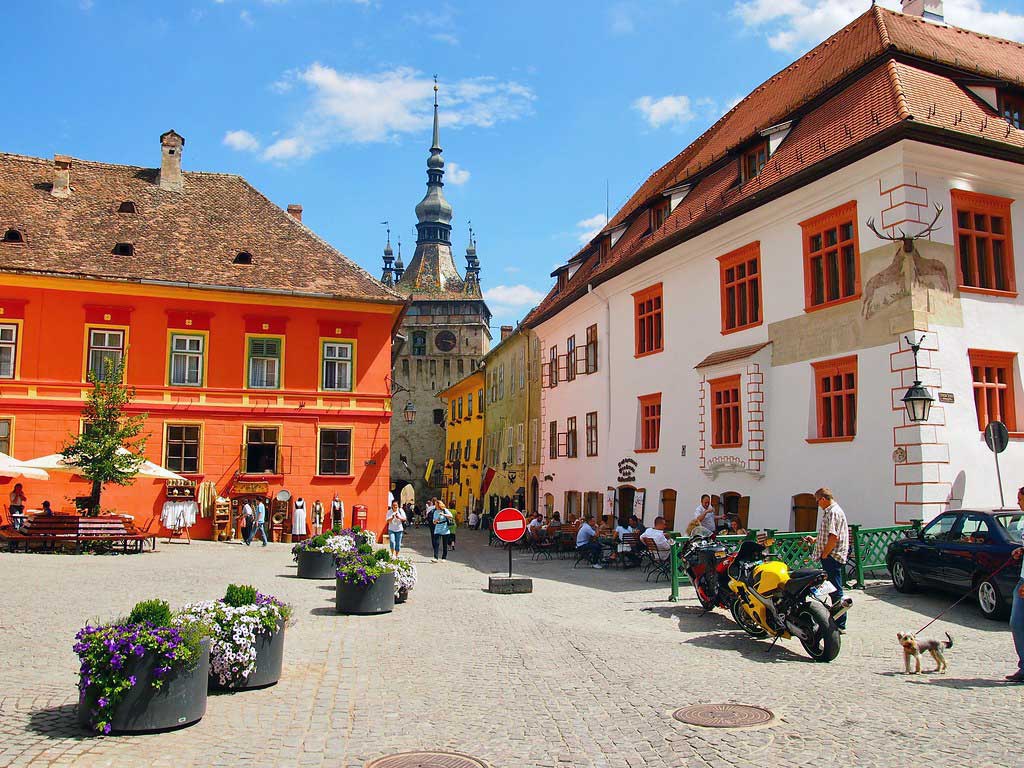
[576,514,604,569]
[640,516,674,554]
[40,500,53,516]
[728,517,747,536]
[528,512,544,534]
[548,513,562,528]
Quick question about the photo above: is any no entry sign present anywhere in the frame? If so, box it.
[493,508,527,543]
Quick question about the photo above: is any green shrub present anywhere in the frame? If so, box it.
[357,543,373,556]
[223,584,258,607]
[374,549,392,563]
[127,599,173,627]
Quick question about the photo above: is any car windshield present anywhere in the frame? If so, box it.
[994,513,1024,543]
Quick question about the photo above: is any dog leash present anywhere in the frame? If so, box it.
[914,554,1019,635]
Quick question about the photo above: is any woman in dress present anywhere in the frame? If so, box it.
[292,497,307,539]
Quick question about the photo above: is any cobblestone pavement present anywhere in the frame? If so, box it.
[0,528,1020,767]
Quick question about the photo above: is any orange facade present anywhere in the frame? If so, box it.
[0,274,400,541]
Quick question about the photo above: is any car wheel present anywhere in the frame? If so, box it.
[976,578,1008,620]
[891,557,916,593]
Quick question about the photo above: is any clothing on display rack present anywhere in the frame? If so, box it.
[331,496,343,529]
[292,497,307,536]
[161,500,198,529]
[197,481,217,518]
[312,500,324,534]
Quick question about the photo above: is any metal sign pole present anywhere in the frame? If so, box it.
[985,421,1010,509]
[508,545,513,579]
[995,450,1005,509]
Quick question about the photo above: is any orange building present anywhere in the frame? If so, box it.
[0,131,405,540]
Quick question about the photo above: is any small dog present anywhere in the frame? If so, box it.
[897,631,953,674]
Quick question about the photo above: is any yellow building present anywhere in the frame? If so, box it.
[437,369,485,521]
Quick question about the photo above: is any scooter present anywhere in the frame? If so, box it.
[677,533,738,611]
[727,539,852,662]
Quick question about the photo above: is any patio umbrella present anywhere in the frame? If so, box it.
[22,447,185,481]
[0,452,50,481]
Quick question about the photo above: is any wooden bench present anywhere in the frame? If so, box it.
[0,515,157,553]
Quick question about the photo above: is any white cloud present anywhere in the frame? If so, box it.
[79,0,94,10]
[504,266,521,274]
[223,129,261,152]
[484,285,547,316]
[431,33,460,46]
[446,161,470,185]
[239,9,254,26]
[237,65,534,163]
[576,212,608,245]
[632,94,696,129]
[733,0,1024,53]
[608,3,635,35]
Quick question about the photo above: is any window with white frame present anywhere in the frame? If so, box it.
[506,425,514,465]
[169,334,204,386]
[88,328,125,381]
[322,341,353,391]
[0,324,17,379]
[248,337,281,389]
[516,422,525,465]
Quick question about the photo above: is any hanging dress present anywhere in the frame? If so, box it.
[292,498,308,536]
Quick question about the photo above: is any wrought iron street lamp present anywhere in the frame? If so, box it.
[402,401,416,424]
[386,374,417,424]
[901,334,934,423]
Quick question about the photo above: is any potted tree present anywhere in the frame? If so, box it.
[335,545,396,615]
[75,599,210,734]
[292,526,374,579]
[180,584,292,690]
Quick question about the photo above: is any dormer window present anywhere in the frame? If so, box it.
[234,251,253,265]
[112,242,135,256]
[557,271,567,292]
[999,90,1024,129]
[741,141,769,183]
[117,201,137,214]
[650,200,670,232]
[2,229,24,244]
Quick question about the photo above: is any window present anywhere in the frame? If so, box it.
[457,396,464,420]
[1000,90,1024,129]
[498,364,505,398]
[719,242,762,333]
[443,359,451,380]
[709,375,742,448]
[433,408,444,425]
[477,389,483,413]
[969,349,1017,431]
[233,252,253,265]
[801,202,860,311]
[87,329,125,381]
[556,271,567,292]
[2,228,24,244]
[112,242,135,257]
[169,334,204,387]
[633,283,664,357]
[457,358,464,376]
[247,337,281,389]
[245,427,279,474]
[475,437,481,462]
[812,355,857,440]
[520,350,525,389]
[650,200,670,232]
[319,341,353,391]
[952,189,1015,295]
[638,393,662,452]
[922,514,958,543]
[0,324,17,379]
[318,428,352,476]
[164,424,200,474]
[516,423,525,464]
[429,359,436,377]
[549,420,558,459]
[530,419,539,465]
[412,332,427,356]
[585,324,598,374]
[466,392,473,418]
[118,201,137,214]
[566,416,578,458]
[549,345,559,387]
[416,359,423,377]
[464,439,471,461]
[0,418,9,454]
[510,357,517,394]
[506,425,514,465]
[402,358,410,379]
[565,335,576,381]
[585,411,598,456]
[741,141,768,183]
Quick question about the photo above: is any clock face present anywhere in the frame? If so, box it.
[435,331,457,352]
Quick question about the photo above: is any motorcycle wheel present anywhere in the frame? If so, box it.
[730,597,768,638]
[796,600,841,663]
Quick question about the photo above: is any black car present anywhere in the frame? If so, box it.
[886,509,1023,620]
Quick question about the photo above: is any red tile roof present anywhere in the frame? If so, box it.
[524,7,1024,328]
[695,342,771,370]
[0,152,404,304]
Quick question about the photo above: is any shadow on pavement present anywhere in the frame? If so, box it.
[684,631,813,663]
[309,607,337,616]
[865,582,1011,633]
[642,604,736,633]
[27,703,89,741]
[906,676,1018,689]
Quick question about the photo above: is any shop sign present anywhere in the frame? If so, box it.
[617,458,637,483]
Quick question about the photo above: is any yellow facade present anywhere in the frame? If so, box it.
[437,369,485,522]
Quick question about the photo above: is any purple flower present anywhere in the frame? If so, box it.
[97,697,108,708]
[128,675,137,686]
[102,723,111,735]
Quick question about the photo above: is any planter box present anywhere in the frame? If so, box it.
[335,571,395,615]
[78,639,210,734]
[296,550,336,579]
[211,623,285,691]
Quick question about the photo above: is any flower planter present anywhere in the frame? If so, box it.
[296,550,337,579]
[335,572,395,615]
[78,639,210,734]
[395,586,409,604]
[211,623,284,691]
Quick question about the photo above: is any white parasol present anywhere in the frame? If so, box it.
[0,452,50,481]
[22,447,185,481]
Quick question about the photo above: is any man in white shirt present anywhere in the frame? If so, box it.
[692,494,716,536]
[641,516,674,553]
[576,515,604,569]
[528,513,544,534]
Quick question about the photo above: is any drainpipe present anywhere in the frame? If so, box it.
[589,282,612,492]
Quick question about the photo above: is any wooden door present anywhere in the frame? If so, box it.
[660,489,677,530]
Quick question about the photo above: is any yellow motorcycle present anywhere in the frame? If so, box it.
[727,539,851,662]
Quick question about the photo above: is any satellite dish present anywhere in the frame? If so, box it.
[276,489,292,502]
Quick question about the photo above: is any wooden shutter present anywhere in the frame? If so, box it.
[541,362,551,388]
[557,354,569,380]
[575,346,588,375]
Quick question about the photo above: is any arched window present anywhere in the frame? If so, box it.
[234,251,253,265]
[112,242,135,256]
[117,201,137,214]
[2,229,24,244]
[411,331,427,356]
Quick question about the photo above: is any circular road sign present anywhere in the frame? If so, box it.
[985,420,1010,454]
[492,508,528,544]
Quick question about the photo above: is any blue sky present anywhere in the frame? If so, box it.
[5,0,1024,330]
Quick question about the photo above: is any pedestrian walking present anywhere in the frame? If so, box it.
[804,487,849,631]
[242,499,255,545]
[387,500,407,556]
[252,497,269,546]
[1005,486,1024,683]
[430,499,454,563]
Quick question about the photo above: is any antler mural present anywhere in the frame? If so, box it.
[866,203,943,252]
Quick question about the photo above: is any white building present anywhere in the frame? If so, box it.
[526,2,1024,531]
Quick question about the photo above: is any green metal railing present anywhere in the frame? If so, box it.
[667,521,921,601]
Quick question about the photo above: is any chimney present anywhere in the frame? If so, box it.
[158,130,185,192]
[901,0,944,22]
[51,155,72,199]
[287,204,303,223]
[500,325,514,341]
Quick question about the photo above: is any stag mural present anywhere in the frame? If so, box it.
[862,204,950,318]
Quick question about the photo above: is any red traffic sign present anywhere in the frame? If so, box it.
[492,507,527,543]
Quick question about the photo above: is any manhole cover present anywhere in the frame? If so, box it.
[365,751,492,768]
[672,703,774,728]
